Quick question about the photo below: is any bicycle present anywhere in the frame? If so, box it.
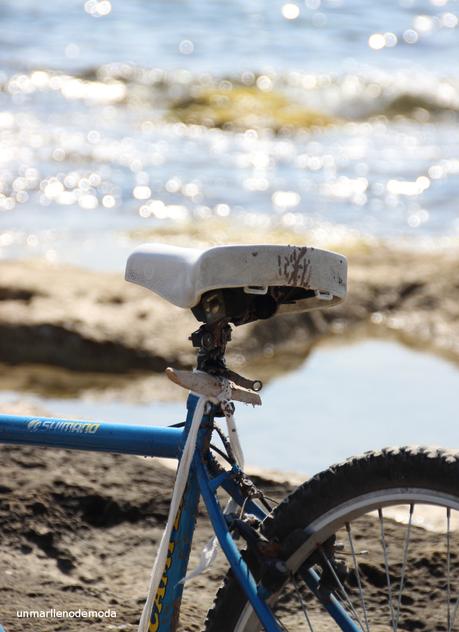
[1,242,458,632]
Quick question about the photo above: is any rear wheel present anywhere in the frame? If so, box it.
[205,447,459,632]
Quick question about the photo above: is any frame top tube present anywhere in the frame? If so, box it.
[0,413,183,460]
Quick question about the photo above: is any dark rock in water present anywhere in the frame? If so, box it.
[0,260,197,373]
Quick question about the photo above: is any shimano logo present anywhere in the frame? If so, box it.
[27,420,42,432]
[27,419,100,434]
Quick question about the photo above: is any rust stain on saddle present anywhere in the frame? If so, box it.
[277,247,311,287]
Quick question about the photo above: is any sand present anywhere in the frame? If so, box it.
[0,401,457,632]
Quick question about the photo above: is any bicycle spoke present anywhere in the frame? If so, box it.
[447,507,452,632]
[262,494,280,506]
[394,504,414,631]
[450,596,459,631]
[446,511,459,632]
[291,573,315,632]
[346,522,370,632]
[319,545,366,630]
[378,508,396,632]
[273,614,290,632]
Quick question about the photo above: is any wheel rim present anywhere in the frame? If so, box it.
[234,488,459,632]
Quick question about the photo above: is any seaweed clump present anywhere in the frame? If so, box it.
[169,85,335,133]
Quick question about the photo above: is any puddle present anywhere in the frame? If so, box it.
[1,339,459,476]
[237,339,459,474]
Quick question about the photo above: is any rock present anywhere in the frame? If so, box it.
[0,260,197,373]
[0,248,458,389]
[168,85,336,132]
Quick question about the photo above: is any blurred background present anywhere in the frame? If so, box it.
[1,0,459,472]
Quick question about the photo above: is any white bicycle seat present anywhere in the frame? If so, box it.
[125,243,347,315]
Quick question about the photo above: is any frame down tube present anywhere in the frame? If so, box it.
[195,454,282,632]
[195,447,361,632]
[147,394,209,632]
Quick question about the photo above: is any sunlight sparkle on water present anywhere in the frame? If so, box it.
[282,3,300,20]
[403,29,419,44]
[407,209,429,228]
[133,186,152,201]
[413,14,434,32]
[139,200,188,221]
[256,75,273,92]
[387,176,430,197]
[79,194,98,210]
[442,12,458,27]
[178,40,194,55]
[272,191,301,210]
[102,195,116,209]
[6,71,126,104]
[368,33,398,50]
[84,0,112,17]
[322,177,368,205]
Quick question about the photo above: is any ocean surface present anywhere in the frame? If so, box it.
[0,0,459,269]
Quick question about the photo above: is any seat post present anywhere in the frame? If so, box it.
[189,321,232,375]
[188,321,263,393]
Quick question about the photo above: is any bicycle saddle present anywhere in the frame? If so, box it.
[125,243,347,324]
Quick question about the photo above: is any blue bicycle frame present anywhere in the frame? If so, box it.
[0,394,360,632]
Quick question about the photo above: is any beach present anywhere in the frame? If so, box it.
[1,238,459,389]
[1,0,459,628]
[1,400,458,631]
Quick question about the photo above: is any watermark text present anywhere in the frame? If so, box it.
[16,608,116,619]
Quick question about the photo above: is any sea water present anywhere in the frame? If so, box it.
[0,0,459,268]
